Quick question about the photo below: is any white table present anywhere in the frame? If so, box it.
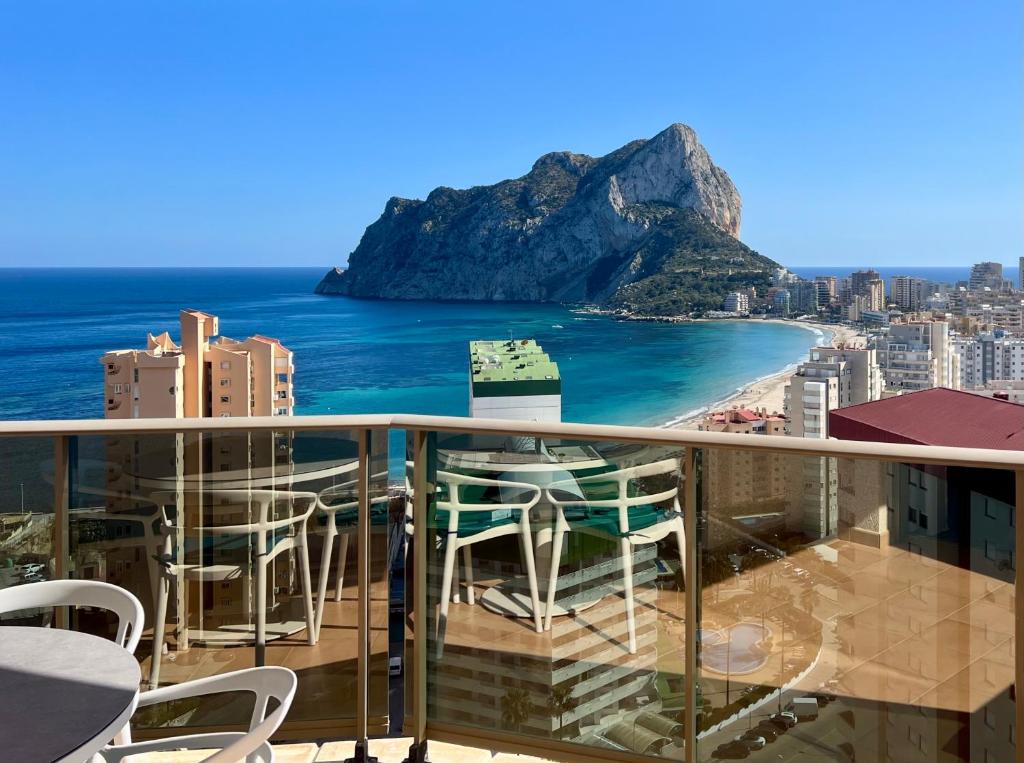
[0,626,141,762]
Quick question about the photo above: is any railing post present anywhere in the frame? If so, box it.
[347,428,379,763]
[1016,469,1023,763]
[683,447,698,763]
[52,435,70,628]
[405,429,430,763]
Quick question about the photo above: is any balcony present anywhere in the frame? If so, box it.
[0,413,1019,763]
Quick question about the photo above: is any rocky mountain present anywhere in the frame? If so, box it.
[316,124,780,316]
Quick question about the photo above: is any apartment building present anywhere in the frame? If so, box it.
[784,347,883,539]
[954,332,1024,388]
[873,320,958,392]
[891,275,925,312]
[721,291,749,313]
[849,269,884,311]
[101,309,294,419]
[968,261,1005,291]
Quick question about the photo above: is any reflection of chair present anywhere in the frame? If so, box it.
[313,475,389,639]
[99,666,297,763]
[0,579,144,652]
[544,458,684,654]
[434,471,543,652]
[149,489,317,688]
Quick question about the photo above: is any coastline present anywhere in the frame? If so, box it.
[663,319,865,431]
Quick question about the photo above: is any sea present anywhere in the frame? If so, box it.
[0,268,829,427]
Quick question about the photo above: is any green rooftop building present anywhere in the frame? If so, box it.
[469,339,561,422]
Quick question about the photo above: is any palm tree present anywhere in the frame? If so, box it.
[501,687,532,733]
[547,685,578,740]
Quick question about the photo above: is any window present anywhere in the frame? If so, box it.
[275,407,288,416]
[114,383,122,394]
[919,513,928,529]
[220,378,230,387]
[133,369,139,382]
[277,390,287,399]
[984,498,999,520]
[985,540,997,561]
[277,373,288,383]
[220,395,231,404]
[220,361,231,370]
[908,508,918,523]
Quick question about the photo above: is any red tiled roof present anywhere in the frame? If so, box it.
[829,388,1024,450]
[735,408,760,422]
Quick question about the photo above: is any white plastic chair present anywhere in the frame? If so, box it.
[434,471,543,654]
[98,666,297,763]
[543,458,685,654]
[0,579,144,654]
[312,473,389,640]
[149,489,317,688]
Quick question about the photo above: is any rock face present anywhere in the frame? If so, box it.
[317,124,779,315]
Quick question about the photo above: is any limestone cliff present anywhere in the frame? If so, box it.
[316,124,779,315]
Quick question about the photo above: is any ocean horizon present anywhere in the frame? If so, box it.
[0,268,830,428]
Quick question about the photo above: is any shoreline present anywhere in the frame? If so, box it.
[662,319,865,431]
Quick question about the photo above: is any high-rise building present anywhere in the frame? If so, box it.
[784,347,883,439]
[469,339,561,422]
[772,289,791,316]
[954,332,1024,388]
[722,292,750,313]
[873,320,958,392]
[814,275,837,299]
[968,261,1004,291]
[101,310,295,419]
[1020,256,1023,290]
[891,275,924,312]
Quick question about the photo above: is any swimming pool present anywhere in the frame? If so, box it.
[699,622,772,675]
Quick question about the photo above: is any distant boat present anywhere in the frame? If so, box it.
[551,324,564,329]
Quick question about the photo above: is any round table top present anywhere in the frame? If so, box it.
[0,626,141,763]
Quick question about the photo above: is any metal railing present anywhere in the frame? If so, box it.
[0,412,1021,763]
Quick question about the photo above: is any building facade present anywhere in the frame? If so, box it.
[101,309,295,419]
[873,321,958,393]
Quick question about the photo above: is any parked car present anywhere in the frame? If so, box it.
[753,722,780,741]
[809,690,836,705]
[789,697,819,721]
[713,741,750,759]
[735,731,766,750]
[769,711,798,728]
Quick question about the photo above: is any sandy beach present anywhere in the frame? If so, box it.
[668,319,866,431]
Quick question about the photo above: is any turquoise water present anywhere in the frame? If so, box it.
[0,268,826,425]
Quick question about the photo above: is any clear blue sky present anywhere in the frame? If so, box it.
[1,1,1020,268]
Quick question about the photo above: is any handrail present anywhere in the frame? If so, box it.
[2,412,1024,469]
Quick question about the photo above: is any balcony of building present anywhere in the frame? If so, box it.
[0,414,1020,763]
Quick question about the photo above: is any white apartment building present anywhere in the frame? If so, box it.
[784,347,883,439]
[873,321,958,393]
[722,291,750,313]
[954,332,1024,388]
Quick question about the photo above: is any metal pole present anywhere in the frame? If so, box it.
[683,448,698,763]
[52,436,70,628]
[1015,469,1023,763]
[404,429,430,763]
[347,428,378,763]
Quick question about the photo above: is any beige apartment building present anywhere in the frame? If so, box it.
[101,310,294,419]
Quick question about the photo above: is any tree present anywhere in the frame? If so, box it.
[547,685,578,740]
[501,687,532,733]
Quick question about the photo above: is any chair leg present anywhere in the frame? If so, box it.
[298,533,316,646]
[451,552,461,604]
[315,530,335,640]
[620,537,637,654]
[521,529,542,634]
[149,572,170,688]
[256,555,268,666]
[333,533,349,602]
[437,535,458,658]
[544,526,566,632]
[462,546,475,606]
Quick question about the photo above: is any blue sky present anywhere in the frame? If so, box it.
[0,1,1020,268]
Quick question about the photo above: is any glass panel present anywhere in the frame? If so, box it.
[423,430,687,759]
[696,447,1016,763]
[0,436,58,608]
[64,427,388,737]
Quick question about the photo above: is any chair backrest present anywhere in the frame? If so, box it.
[0,579,144,653]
